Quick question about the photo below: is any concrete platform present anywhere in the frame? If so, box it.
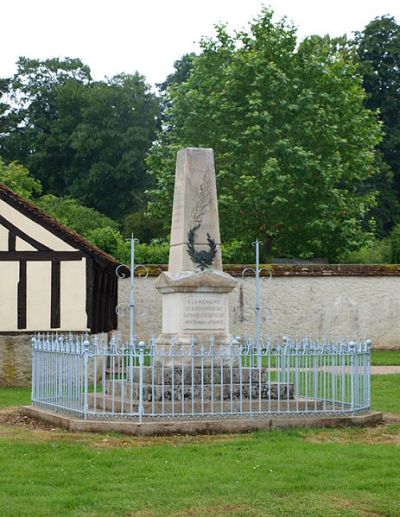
[87,394,321,414]
[21,405,383,436]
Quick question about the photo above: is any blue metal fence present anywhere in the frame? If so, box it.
[31,335,371,421]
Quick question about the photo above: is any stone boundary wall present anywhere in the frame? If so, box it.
[138,264,400,277]
[118,264,400,350]
[1,264,400,386]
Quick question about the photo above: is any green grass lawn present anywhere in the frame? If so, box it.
[371,375,400,414]
[371,349,400,366]
[0,386,31,408]
[0,376,399,516]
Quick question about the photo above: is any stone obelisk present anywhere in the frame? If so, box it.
[155,148,237,349]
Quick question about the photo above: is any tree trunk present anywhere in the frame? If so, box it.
[261,234,273,262]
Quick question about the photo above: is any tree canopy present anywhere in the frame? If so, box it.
[148,9,382,260]
[354,16,400,236]
[0,58,160,220]
[0,158,42,199]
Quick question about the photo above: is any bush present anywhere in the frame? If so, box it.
[36,195,119,235]
[221,240,255,264]
[340,239,391,264]
[122,210,166,243]
[85,226,126,258]
[115,241,170,265]
[390,224,400,263]
[0,158,42,199]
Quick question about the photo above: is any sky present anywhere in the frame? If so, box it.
[1,0,400,87]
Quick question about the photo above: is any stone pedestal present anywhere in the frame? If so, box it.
[155,270,238,360]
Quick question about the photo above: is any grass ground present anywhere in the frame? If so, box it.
[0,375,399,516]
[371,349,400,366]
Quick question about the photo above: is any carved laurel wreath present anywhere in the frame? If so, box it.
[187,223,217,271]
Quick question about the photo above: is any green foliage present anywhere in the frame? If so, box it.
[0,158,42,199]
[340,238,391,264]
[36,194,118,236]
[355,16,400,211]
[157,52,196,93]
[117,242,170,265]
[85,226,126,258]
[0,58,160,220]
[390,224,400,263]
[148,9,382,261]
[122,210,165,243]
[361,153,399,238]
[353,16,400,236]
[221,240,255,264]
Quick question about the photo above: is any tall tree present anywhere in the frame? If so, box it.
[0,58,160,220]
[354,16,400,234]
[147,9,382,260]
[68,73,160,218]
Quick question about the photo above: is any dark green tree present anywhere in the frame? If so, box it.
[354,16,400,234]
[0,57,91,194]
[147,9,382,260]
[157,53,196,94]
[0,58,160,220]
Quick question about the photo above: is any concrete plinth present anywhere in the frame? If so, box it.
[22,405,384,436]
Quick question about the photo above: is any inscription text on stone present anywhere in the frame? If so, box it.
[183,294,225,330]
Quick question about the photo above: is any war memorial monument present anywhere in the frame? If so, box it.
[23,147,379,434]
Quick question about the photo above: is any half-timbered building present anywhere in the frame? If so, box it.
[0,183,119,333]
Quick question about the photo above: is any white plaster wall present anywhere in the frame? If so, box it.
[117,275,400,348]
[0,261,18,330]
[60,259,88,330]
[0,200,76,251]
[27,262,51,330]
[0,226,8,250]
[16,237,36,251]
[0,259,88,332]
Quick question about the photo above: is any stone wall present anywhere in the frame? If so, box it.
[118,265,400,349]
[0,334,32,387]
[2,265,400,386]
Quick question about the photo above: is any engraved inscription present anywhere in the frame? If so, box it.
[183,294,226,330]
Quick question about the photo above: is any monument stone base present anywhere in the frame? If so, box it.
[106,367,294,405]
[155,270,238,364]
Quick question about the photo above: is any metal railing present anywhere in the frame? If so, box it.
[31,335,371,421]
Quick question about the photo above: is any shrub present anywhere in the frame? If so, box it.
[340,239,391,264]
[221,240,255,264]
[390,224,400,263]
[85,226,126,258]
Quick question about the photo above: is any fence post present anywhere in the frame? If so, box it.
[139,341,145,423]
[83,338,90,419]
[31,337,36,404]
[349,342,355,414]
[366,339,371,409]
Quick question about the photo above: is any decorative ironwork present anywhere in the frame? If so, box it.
[242,240,272,366]
[186,223,217,271]
[115,236,148,345]
[31,334,372,422]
